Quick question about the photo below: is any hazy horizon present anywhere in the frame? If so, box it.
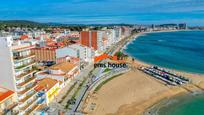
[1,0,204,26]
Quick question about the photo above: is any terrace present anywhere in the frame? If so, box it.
[15,61,36,70]
[13,53,35,61]
[17,76,36,87]
[20,96,38,111]
[2,102,18,114]
[26,104,40,114]
[19,91,36,103]
[18,82,37,94]
[16,69,36,79]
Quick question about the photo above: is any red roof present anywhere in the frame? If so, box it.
[34,85,45,92]
[0,89,14,103]
[20,35,29,40]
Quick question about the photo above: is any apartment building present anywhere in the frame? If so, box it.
[68,44,95,63]
[36,61,80,87]
[114,27,122,42]
[35,78,60,105]
[121,26,131,38]
[32,47,79,63]
[0,36,41,115]
[80,31,104,53]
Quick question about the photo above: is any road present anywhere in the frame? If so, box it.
[47,64,94,114]
[66,34,138,114]
[48,33,137,114]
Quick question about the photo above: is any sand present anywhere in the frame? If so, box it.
[82,57,204,115]
[82,33,204,115]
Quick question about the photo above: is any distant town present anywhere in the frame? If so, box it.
[0,20,197,115]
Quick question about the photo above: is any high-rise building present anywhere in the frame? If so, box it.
[114,27,122,41]
[68,44,95,63]
[0,36,40,114]
[80,31,104,52]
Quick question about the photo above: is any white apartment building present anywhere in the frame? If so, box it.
[114,27,122,42]
[0,36,41,115]
[68,44,95,63]
[96,31,105,53]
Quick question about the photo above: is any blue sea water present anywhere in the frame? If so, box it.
[147,93,204,115]
[153,93,204,115]
[125,30,204,74]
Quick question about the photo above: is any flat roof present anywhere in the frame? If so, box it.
[49,61,77,73]
[35,78,58,91]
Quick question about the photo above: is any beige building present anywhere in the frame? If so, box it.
[35,78,60,105]
[36,61,80,87]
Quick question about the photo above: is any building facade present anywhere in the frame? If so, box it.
[0,36,41,115]
[80,31,104,52]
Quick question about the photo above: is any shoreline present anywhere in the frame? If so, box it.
[122,30,204,114]
[118,30,204,114]
[82,30,204,115]
[144,91,204,115]
[109,57,204,115]
[124,30,204,76]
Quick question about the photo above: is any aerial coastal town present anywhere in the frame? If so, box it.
[0,22,199,115]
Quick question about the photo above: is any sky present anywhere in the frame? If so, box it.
[0,0,204,25]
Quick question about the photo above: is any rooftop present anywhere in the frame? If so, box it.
[49,61,77,73]
[35,78,58,91]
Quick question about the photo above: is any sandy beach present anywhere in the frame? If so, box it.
[82,58,204,115]
[82,32,204,115]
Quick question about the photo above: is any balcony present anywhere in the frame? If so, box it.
[15,61,36,70]
[37,98,45,104]
[37,92,45,97]
[3,102,18,114]
[19,91,36,103]
[48,87,60,99]
[16,69,36,79]
[12,45,35,52]
[18,82,37,95]
[13,53,35,61]
[17,76,36,87]
[20,97,38,111]
[26,104,40,115]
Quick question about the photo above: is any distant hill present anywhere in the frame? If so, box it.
[0,20,46,27]
[0,20,135,27]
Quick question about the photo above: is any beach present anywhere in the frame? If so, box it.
[82,31,204,115]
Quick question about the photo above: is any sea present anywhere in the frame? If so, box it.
[124,30,204,115]
[124,30,204,74]
[145,93,204,115]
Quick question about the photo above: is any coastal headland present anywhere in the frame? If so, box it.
[82,31,204,115]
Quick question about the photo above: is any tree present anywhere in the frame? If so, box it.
[115,51,128,60]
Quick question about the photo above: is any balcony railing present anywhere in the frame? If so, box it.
[17,76,36,87]
[26,104,40,114]
[19,91,36,103]
[18,82,37,95]
[15,61,36,70]
[3,102,18,114]
[16,69,36,79]
[20,96,38,111]
[13,53,35,61]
